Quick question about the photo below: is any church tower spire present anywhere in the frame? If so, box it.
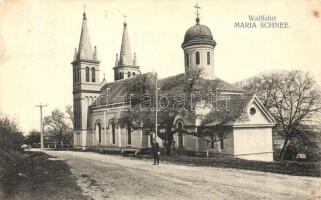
[71,9,101,149]
[119,18,133,66]
[77,10,94,60]
[113,16,140,81]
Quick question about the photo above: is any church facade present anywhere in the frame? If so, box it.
[72,10,275,162]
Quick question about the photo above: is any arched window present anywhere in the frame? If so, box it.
[73,70,76,84]
[219,132,224,150]
[210,131,215,149]
[78,101,82,128]
[112,122,116,144]
[127,71,131,78]
[185,53,189,67]
[177,121,184,148]
[127,123,131,145]
[195,51,200,65]
[86,67,90,82]
[77,69,81,83]
[96,122,102,143]
[207,52,210,65]
[91,67,95,82]
[73,100,77,129]
[132,72,136,76]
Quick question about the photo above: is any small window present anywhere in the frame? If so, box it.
[86,67,90,82]
[195,51,200,65]
[128,72,131,78]
[132,72,136,76]
[207,52,210,65]
[91,67,96,82]
[185,53,189,67]
[250,107,256,115]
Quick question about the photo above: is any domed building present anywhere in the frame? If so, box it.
[72,7,275,161]
[182,16,216,80]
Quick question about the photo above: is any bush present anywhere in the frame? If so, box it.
[0,116,24,152]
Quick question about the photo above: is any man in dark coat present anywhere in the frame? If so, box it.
[151,137,160,165]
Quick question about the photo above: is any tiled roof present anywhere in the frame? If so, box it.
[91,73,244,110]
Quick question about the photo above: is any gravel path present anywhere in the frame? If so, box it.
[45,150,321,200]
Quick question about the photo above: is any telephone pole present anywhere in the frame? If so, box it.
[155,73,158,138]
[35,103,47,149]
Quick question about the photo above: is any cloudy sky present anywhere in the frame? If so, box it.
[0,0,320,132]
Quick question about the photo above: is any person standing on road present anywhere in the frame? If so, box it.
[152,137,160,165]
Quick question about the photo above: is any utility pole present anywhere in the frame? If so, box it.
[35,103,47,149]
[155,73,158,138]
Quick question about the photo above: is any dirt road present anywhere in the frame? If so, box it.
[45,150,321,200]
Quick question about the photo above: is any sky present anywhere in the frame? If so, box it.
[0,0,321,132]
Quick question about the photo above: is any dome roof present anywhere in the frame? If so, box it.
[182,19,216,48]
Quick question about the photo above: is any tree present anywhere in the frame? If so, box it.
[119,67,239,155]
[65,105,74,127]
[24,130,40,147]
[237,70,321,160]
[44,109,73,147]
[0,115,24,152]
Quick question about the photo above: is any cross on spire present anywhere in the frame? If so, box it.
[123,14,127,27]
[82,2,87,20]
[194,3,201,23]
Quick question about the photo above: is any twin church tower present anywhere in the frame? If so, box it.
[71,6,216,133]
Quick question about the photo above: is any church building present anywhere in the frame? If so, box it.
[72,7,275,162]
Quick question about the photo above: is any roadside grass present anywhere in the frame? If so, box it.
[0,150,89,200]
[47,148,321,177]
[85,147,321,177]
[157,155,321,177]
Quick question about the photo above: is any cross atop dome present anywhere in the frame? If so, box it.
[194,3,201,24]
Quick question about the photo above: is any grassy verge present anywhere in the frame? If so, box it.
[154,154,321,177]
[47,148,321,177]
[0,150,89,200]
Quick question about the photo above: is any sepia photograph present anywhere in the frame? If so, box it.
[0,0,321,199]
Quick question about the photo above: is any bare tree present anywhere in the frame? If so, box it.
[44,109,73,148]
[238,70,321,160]
[65,105,74,127]
[119,67,238,155]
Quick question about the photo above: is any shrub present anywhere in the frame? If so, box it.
[0,116,24,152]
